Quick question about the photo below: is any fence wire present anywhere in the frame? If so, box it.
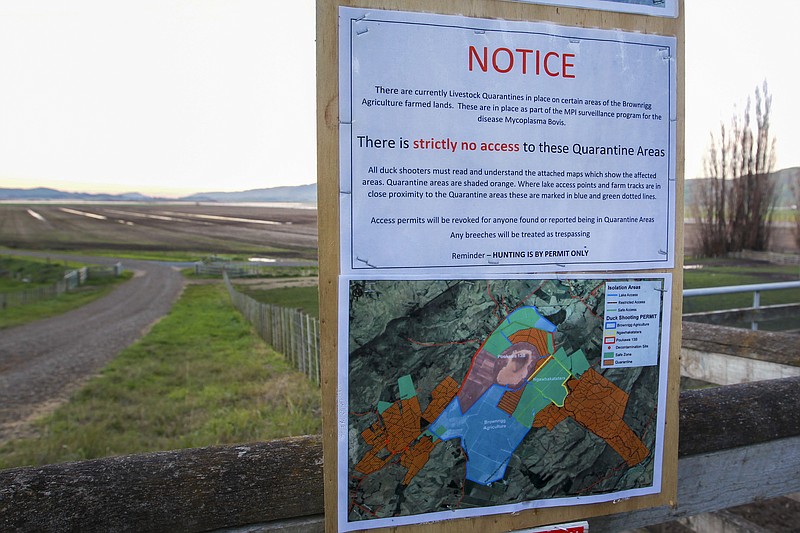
[0,264,122,310]
[224,272,320,386]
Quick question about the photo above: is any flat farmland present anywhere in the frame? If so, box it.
[0,203,318,259]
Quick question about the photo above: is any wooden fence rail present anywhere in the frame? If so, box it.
[1,372,798,532]
[224,272,320,385]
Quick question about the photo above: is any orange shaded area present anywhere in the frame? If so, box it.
[354,396,421,476]
[355,424,393,475]
[533,368,649,467]
[354,376,459,484]
[533,402,569,430]
[354,446,394,475]
[508,328,551,358]
[399,435,437,485]
[422,376,459,422]
[385,397,422,454]
[498,388,524,415]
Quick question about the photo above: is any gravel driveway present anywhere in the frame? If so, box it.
[0,254,185,443]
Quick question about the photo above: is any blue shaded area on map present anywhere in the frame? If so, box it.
[429,385,531,484]
[425,305,595,486]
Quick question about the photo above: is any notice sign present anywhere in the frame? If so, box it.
[339,7,677,274]
[338,275,670,531]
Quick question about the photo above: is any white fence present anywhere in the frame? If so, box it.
[224,272,320,385]
[196,262,270,278]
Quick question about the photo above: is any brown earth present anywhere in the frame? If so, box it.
[0,203,318,258]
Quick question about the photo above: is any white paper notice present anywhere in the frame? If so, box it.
[339,8,676,274]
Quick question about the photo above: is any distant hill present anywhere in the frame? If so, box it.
[0,187,157,202]
[8,171,800,208]
[0,183,317,204]
[180,184,316,203]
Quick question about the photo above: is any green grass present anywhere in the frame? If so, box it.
[0,256,80,291]
[185,265,319,280]
[0,272,134,329]
[0,254,134,329]
[7,249,208,263]
[80,250,298,263]
[683,258,800,313]
[239,265,318,278]
[0,283,321,469]
[76,249,209,262]
[769,207,798,223]
[241,285,320,318]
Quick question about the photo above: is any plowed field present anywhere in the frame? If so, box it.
[0,203,318,258]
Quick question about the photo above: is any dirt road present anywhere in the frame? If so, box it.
[0,254,185,443]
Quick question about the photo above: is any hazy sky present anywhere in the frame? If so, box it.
[0,0,797,197]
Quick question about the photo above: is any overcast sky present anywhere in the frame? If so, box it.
[0,0,797,197]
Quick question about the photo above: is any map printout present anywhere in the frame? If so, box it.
[338,276,670,531]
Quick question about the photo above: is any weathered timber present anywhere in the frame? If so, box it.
[681,321,800,384]
[213,436,800,533]
[682,320,800,367]
[678,375,800,456]
[681,346,800,385]
[2,378,799,533]
[0,435,324,533]
[591,437,800,532]
[679,509,774,533]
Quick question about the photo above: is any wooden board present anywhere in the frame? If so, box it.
[9,374,800,532]
[317,1,684,531]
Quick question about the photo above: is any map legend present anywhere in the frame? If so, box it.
[602,280,663,368]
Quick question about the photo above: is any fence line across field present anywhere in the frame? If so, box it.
[0,263,122,310]
[224,272,320,385]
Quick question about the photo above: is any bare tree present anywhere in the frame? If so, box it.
[693,81,777,256]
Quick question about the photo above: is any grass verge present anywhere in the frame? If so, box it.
[0,272,134,329]
[240,285,320,319]
[0,283,321,469]
[185,265,319,281]
[683,258,800,313]
[0,255,84,291]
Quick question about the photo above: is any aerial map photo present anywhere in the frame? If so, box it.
[341,277,668,528]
